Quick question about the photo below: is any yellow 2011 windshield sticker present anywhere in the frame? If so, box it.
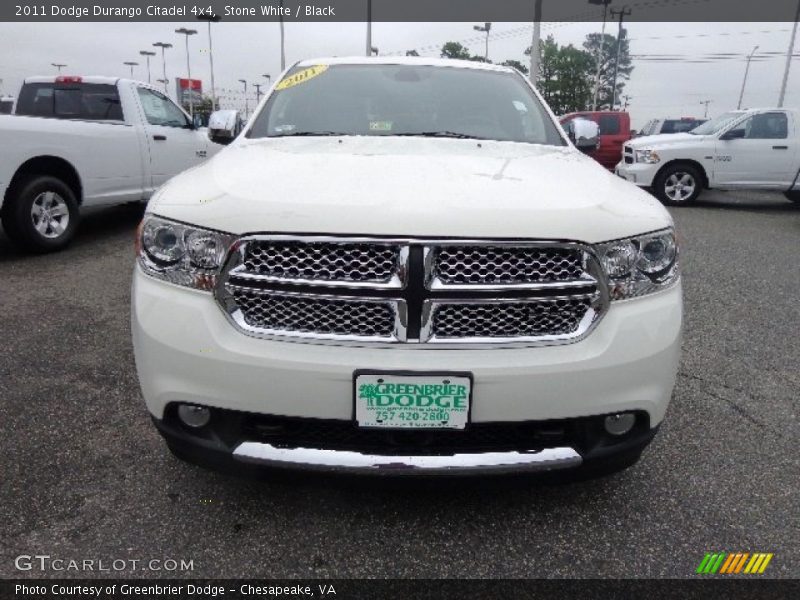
[275,65,329,91]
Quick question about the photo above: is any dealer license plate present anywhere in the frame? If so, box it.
[354,372,472,430]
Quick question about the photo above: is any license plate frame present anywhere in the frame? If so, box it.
[353,370,473,430]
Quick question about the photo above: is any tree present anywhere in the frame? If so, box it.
[500,59,529,75]
[405,49,419,56]
[440,42,472,60]
[583,31,633,110]
[532,35,594,114]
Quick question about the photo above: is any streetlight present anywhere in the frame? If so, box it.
[530,0,543,84]
[472,22,491,61]
[370,46,379,56]
[153,42,173,94]
[366,0,372,57]
[589,0,614,110]
[175,28,198,119]
[123,61,139,78]
[279,0,286,70]
[737,46,759,109]
[52,63,67,73]
[263,74,271,86]
[778,0,800,107]
[239,79,248,118]
[139,51,156,84]
[197,13,221,110]
[253,83,263,104]
[700,100,712,118]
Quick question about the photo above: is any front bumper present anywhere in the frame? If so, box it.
[133,268,681,474]
[615,161,659,187]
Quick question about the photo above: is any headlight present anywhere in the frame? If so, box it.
[634,148,660,164]
[137,215,235,291]
[596,229,679,300]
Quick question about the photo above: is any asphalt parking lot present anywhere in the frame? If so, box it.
[1,190,798,579]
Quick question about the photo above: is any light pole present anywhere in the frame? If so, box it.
[197,13,221,110]
[609,6,631,111]
[175,28,198,118]
[530,0,543,85]
[700,100,712,118]
[778,0,800,107]
[253,83,263,104]
[366,0,372,57]
[239,79,248,118]
[139,51,155,83]
[123,61,139,78]
[153,42,173,95]
[263,74,271,87]
[279,0,286,70]
[737,45,759,109]
[157,78,169,89]
[589,0,613,110]
[52,63,67,73]
[473,22,491,61]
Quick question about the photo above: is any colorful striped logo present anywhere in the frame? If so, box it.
[696,552,773,574]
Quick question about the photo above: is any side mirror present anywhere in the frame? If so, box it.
[208,109,241,145]
[566,118,600,154]
[720,128,745,141]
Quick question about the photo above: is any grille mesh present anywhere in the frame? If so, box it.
[431,298,592,339]
[243,241,400,283]
[232,289,396,338]
[434,246,584,285]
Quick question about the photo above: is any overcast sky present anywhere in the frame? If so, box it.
[0,21,795,128]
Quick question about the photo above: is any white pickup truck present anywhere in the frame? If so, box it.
[616,108,800,205]
[0,76,222,251]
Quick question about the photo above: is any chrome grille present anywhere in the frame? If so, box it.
[217,236,607,347]
[231,288,399,340]
[242,240,402,285]
[428,298,592,340]
[433,246,584,286]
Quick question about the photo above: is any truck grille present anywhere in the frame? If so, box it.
[217,236,606,346]
[243,240,402,285]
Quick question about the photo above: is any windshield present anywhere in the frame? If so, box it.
[690,112,744,135]
[247,63,566,146]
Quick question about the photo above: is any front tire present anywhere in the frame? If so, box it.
[1,175,79,252]
[653,163,703,206]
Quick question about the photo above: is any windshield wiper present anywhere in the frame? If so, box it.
[391,131,488,140]
[269,131,351,137]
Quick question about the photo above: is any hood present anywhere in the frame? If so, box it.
[628,132,708,148]
[150,136,672,244]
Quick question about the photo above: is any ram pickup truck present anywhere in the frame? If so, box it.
[133,57,682,478]
[617,108,800,205]
[0,76,222,251]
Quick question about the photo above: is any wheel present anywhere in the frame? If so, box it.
[783,191,800,204]
[652,163,703,206]
[1,175,79,252]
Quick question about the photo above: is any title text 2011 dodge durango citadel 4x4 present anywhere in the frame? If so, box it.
[132,57,682,477]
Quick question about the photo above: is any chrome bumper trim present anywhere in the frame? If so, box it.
[232,443,582,475]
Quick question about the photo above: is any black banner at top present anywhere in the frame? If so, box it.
[4,0,800,22]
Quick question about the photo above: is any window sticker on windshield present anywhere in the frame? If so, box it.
[274,65,329,91]
[274,124,296,133]
[369,121,393,131]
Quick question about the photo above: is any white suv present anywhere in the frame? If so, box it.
[132,57,682,477]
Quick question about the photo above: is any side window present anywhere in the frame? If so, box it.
[743,112,788,140]
[137,88,190,128]
[598,114,620,135]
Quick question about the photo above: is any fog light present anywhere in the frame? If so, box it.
[177,404,211,428]
[604,413,635,436]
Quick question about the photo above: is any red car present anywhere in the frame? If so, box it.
[560,111,631,170]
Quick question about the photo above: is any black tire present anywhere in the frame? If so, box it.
[783,191,800,204]
[1,175,79,252]
[652,163,703,206]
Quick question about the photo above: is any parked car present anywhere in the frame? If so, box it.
[133,57,682,478]
[560,111,631,170]
[638,117,706,137]
[616,108,800,205]
[0,96,13,114]
[0,76,224,251]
